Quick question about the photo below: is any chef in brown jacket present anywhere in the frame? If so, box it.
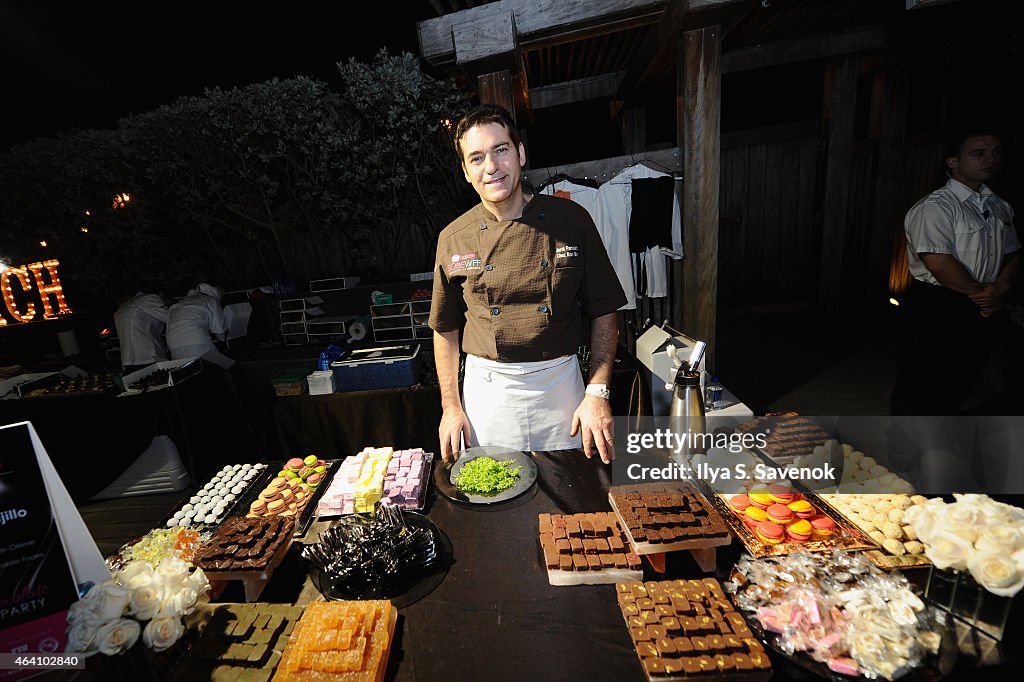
[430,104,626,463]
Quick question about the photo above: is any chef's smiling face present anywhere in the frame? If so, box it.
[460,122,526,208]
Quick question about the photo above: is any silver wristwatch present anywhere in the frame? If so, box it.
[585,383,610,400]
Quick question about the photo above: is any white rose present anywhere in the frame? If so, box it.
[188,568,211,596]
[939,502,987,544]
[163,585,199,617]
[65,618,99,654]
[128,584,165,621]
[924,529,974,571]
[84,581,131,623]
[904,501,944,544]
[968,551,1024,598]
[975,525,1024,555]
[96,618,141,656]
[142,616,184,652]
[117,561,155,590]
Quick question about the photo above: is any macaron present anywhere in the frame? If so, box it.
[767,484,796,504]
[786,519,813,543]
[756,520,785,545]
[766,503,793,525]
[748,493,773,510]
[788,499,815,519]
[286,457,304,471]
[267,499,285,514]
[303,454,318,466]
[810,515,835,539]
[744,506,767,531]
[729,494,751,516]
[307,472,323,487]
[279,488,295,503]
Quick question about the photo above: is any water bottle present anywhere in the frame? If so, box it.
[706,375,723,410]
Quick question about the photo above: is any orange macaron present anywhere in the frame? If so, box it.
[766,503,793,525]
[747,493,773,510]
[787,499,815,519]
[810,515,835,539]
[729,494,751,516]
[744,506,767,531]
[767,484,796,504]
[756,520,785,545]
[786,519,813,543]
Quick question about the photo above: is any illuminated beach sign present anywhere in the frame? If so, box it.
[0,260,72,325]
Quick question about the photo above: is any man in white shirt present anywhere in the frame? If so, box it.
[113,289,169,373]
[892,131,1020,415]
[166,282,233,367]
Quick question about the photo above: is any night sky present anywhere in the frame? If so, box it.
[1,3,438,152]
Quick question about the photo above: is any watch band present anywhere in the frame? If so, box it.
[585,383,610,400]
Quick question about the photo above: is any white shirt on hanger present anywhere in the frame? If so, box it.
[598,163,682,301]
[539,179,637,310]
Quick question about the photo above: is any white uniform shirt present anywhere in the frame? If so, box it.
[114,293,169,367]
[538,179,637,310]
[598,164,682,301]
[166,285,228,360]
[905,178,1019,285]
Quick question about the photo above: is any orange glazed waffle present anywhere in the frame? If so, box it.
[272,600,397,682]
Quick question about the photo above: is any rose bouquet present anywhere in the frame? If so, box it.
[903,493,1024,597]
[66,556,210,655]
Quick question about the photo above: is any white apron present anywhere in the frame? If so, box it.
[463,354,584,452]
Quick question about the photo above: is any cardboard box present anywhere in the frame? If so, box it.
[271,368,311,397]
[331,344,422,392]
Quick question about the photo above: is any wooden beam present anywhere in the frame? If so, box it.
[418,0,668,64]
[677,26,721,368]
[721,25,887,74]
[522,147,682,187]
[818,57,857,312]
[616,0,746,105]
[454,9,517,65]
[528,71,627,109]
[906,0,964,9]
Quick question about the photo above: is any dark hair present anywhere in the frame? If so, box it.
[453,104,521,160]
[945,129,1002,159]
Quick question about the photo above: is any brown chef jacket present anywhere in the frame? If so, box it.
[429,194,627,362]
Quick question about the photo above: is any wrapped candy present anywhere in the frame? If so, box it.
[727,550,944,680]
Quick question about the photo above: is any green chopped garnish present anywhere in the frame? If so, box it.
[454,456,522,496]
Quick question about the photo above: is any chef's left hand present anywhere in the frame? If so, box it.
[571,394,614,464]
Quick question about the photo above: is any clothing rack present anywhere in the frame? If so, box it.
[523,147,683,188]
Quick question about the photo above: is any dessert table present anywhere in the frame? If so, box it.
[289,450,1023,682]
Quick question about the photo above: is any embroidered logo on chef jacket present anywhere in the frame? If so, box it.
[448,252,483,274]
[555,245,580,259]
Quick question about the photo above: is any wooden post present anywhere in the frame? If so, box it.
[869,65,910,301]
[477,70,516,121]
[621,108,647,154]
[818,57,857,312]
[677,26,721,369]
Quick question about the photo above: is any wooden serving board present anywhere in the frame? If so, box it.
[608,493,732,572]
[547,565,643,586]
[205,534,293,602]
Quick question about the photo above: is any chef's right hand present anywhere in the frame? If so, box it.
[439,407,472,463]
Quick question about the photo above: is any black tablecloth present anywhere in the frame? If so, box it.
[392,450,642,682]
[0,365,254,502]
[294,451,1017,682]
[272,384,444,460]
